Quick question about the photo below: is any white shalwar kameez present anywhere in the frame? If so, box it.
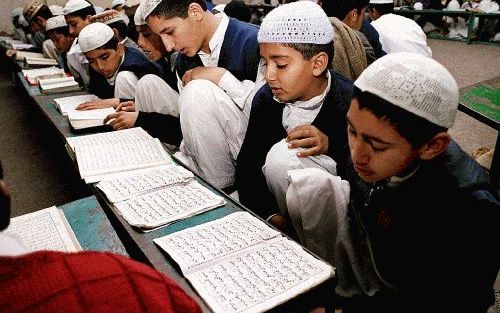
[66,38,90,86]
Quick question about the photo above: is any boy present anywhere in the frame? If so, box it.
[236,1,353,225]
[45,16,74,72]
[22,0,59,57]
[142,0,263,189]
[77,22,161,105]
[63,0,96,86]
[90,10,140,51]
[286,53,499,312]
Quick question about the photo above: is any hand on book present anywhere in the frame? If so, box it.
[104,111,138,130]
[5,49,17,58]
[268,213,297,238]
[76,98,119,110]
[116,101,136,112]
[286,125,329,158]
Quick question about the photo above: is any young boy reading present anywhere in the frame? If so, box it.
[235,1,353,227]
[45,16,74,72]
[286,52,499,312]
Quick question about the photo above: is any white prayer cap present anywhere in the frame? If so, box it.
[11,7,23,18]
[23,0,45,22]
[63,0,91,15]
[413,2,423,9]
[258,1,334,45]
[354,52,459,128]
[126,0,141,7]
[91,9,124,24]
[45,15,67,31]
[78,22,115,52]
[369,0,394,4]
[49,5,64,16]
[134,4,147,25]
[94,6,105,14]
[141,0,162,19]
[112,0,126,8]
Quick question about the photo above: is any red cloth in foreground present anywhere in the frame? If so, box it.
[0,251,202,313]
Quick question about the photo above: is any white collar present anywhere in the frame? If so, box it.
[275,71,331,107]
[197,15,229,64]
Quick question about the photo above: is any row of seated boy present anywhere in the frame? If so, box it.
[4,0,499,312]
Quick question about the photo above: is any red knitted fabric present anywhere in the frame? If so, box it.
[0,251,202,313]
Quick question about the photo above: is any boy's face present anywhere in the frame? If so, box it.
[260,43,320,103]
[49,32,74,53]
[136,24,165,61]
[347,98,421,183]
[85,45,124,78]
[147,15,203,56]
[65,15,91,38]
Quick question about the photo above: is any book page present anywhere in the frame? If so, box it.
[154,212,280,273]
[22,66,64,79]
[54,94,100,115]
[11,43,34,50]
[66,127,152,151]
[97,165,194,203]
[5,206,82,252]
[186,237,334,313]
[67,107,114,120]
[75,138,172,181]
[39,77,77,91]
[25,57,58,66]
[114,180,225,229]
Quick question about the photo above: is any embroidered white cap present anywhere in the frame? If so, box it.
[126,0,142,7]
[78,22,115,53]
[94,6,105,14]
[134,4,147,25]
[369,0,394,4]
[258,1,334,45]
[63,0,92,15]
[91,9,124,24]
[112,0,126,8]
[23,0,45,22]
[354,52,459,128]
[45,15,67,31]
[141,0,162,19]
[49,5,64,16]
[11,7,23,18]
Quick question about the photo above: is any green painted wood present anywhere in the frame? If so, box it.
[460,84,500,123]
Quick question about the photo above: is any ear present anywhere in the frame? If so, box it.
[116,42,125,56]
[113,28,120,39]
[311,51,329,77]
[84,15,92,23]
[36,16,45,27]
[187,2,205,21]
[418,132,451,160]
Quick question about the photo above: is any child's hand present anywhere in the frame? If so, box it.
[5,49,17,58]
[76,98,119,110]
[286,125,329,157]
[116,101,136,112]
[182,66,226,86]
[103,111,138,130]
[268,214,295,237]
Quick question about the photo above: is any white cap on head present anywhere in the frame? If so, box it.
[91,9,124,24]
[49,5,64,16]
[45,15,67,31]
[258,1,334,45]
[11,7,23,18]
[141,0,162,19]
[78,22,115,53]
[369,0,394,4]
[126,0,141,7]
[63,0,92,15]
[134,4,147,25]
[23,0,44,22]
[112,0,126,8]
[94,6,105,14]
[354,52,459,128]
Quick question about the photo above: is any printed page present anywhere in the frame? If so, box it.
[75,138,172,181]
[114,180,225,229]
[5,206,82,252]
[97,165,194,203]
[39,77,77,91]
[22,66,64,79]
[66,127,152,151]
[54,94,99,115]
[154,212,281,274]
[67,107,115,120]
[186,237,334,313]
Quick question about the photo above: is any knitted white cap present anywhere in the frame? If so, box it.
[78,22,115,52]
[11,7,23,18]
[134,4,147,25]
[369,0,394,4]
[49,5,64,16]
[94,6,105,14]
[112,0,126,8]
[141,0,162,19]
[91,9,124,24]
[126,0,141,7]
[354,52,459,128]
[63,0,91,15]
[258,1,334,45]
[45,15,67,31]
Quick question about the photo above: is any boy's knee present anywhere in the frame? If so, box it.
[179,80,221,119]
[137,74,164,90]
[263,140,299,187]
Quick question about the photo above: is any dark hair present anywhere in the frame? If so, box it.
[66,4,96,19]
[149,0,207,19]
[353,87,447,147]
[282,42,334,72]
[97,36,120,50]
[108,20,128,39]
[34,5,54,20]
[322,0,369,20]
[368,3,394,15]
[224,1,251,22]
[46,26,70,37]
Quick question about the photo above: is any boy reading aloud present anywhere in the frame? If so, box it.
[286,52,500,312]
[236,1,353,226]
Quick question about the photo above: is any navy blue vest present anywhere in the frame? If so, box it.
[175,18,260,82]
[90,46,162,99]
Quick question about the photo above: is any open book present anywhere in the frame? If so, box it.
[15,51,44,61]
[39,76,81,94]
[5,206,82,252]
[22,66,66,86]
[54,94,100,116]
[154,212,334,313]
[11,42,34,50]
[67,107,114,130]
[66,127,153,152]
[24,56,59,68]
